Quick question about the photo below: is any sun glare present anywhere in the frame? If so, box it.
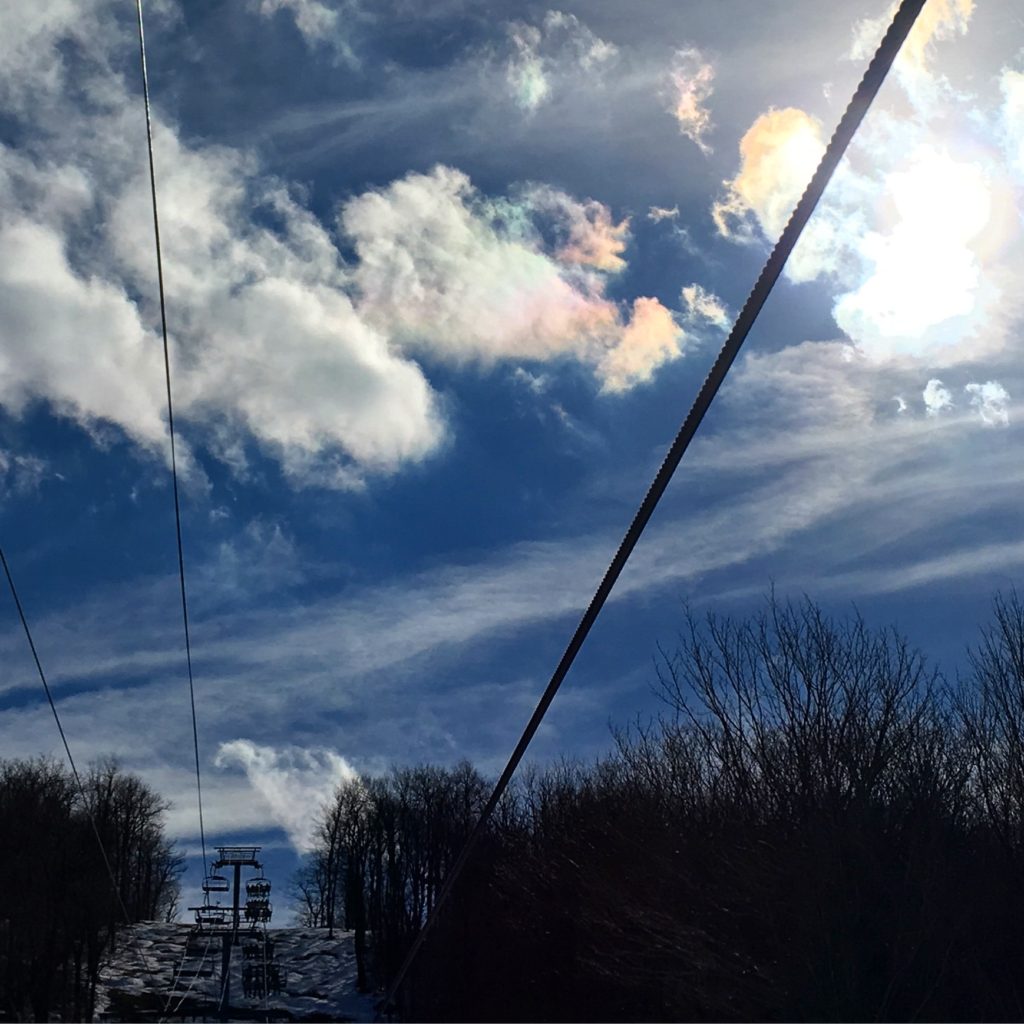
[835,147,994,356]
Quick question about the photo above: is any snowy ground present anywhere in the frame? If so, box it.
[96,923,377,1022]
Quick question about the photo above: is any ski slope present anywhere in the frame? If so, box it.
[96,923,376,1022]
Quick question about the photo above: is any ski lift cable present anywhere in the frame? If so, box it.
[163,933,216,1020]
[159,945,190,1019]
[382,0,929,1008]
[0,546,159,981]
[160,931,213,1021]
[134,0,209,881]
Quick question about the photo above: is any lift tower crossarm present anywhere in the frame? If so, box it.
[212,846,263,868]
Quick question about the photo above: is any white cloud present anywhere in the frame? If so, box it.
[598,297,684,393]
[713,28,1023,366]
[342,166,615,363]
[0,4,443,489]
[1001,69,1024,175]
[680,283,729,331]
[647,205,679,223]
[665,47,715,154]
[544,11,618,70]
[851,0,973,110]
[0,3,681,492]
[503,10,617,113]
[717,341,880,440]
[512,367,549,394]
[0,450,47,497]
[214,740,356,853]
[832,148,993,361]
[0,1,117,119]
[343,166,681,391]
[965,380,1010,426]
[0,217,170,452]
[923,378,953,415]
[506,23,551,113]
[254,0,357,65]
[197,519,303,603]
[524,184,631,272]
[712,107,825,244]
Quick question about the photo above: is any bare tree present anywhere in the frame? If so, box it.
[0,757,182,1021]
[958,590,1024,854]
[299,595,1024,1021]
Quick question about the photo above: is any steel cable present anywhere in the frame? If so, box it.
[134,0,209,881]
[382,0,929,1011]
[161,931,214,1021]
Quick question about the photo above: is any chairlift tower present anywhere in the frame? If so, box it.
[185,844,275,1020]
[212,846,266,934]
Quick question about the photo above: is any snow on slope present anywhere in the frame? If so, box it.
[96,923,376,1021]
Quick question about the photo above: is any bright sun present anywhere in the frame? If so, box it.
[834,146,994,358]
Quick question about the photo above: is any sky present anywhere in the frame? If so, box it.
[1,0,1024,916]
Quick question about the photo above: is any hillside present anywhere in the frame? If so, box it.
[96,923,376,1022]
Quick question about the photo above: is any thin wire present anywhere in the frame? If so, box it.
[161,931,214,1021]
[160,941,190,1017]
[134,0,209,881]
[262,922,270,1012]
[169,936,217,1018]
[382,0,929,1009]
[0,546,158,980]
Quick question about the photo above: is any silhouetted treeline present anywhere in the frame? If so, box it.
[300,593,1024,1021]
[0,757,181,1022]
[293,760,488,994]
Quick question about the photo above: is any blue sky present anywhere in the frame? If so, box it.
[2,0,1024,913]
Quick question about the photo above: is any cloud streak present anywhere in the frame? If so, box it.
[6,330,1024,841]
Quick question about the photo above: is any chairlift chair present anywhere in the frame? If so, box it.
[194,904,229,930]
[244,899,273,923]
[202,873,230,894]
[245,876,272,900]
[243,936,276,958]
[268,964,286,995]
